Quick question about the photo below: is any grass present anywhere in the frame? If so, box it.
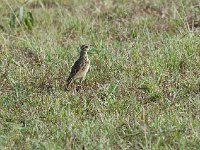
[0,0,200,149]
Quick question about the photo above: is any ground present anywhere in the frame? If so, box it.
[0,0,200,149]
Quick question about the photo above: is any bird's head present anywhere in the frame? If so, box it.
[80,44,90,53]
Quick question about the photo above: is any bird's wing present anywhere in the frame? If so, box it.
[68,58,82,79]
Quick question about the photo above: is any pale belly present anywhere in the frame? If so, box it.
[74,63,90,79]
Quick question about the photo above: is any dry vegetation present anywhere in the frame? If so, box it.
[0,0,200,149]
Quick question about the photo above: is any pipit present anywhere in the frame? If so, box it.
[66,45,90,90]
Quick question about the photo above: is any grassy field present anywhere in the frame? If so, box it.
[0,0,200,149]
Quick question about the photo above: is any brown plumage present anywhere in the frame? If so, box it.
[66,45,90,90]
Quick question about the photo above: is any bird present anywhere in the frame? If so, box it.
[66,44,90,90]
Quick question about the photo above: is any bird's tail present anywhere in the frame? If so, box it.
[65,77,73,90]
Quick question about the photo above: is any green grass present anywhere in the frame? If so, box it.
[0,0,200,149]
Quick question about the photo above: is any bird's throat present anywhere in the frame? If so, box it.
[80,52,88,59]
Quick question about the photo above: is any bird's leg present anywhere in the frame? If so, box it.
[71,83,77,95]
[80,77,84,84]
[79,77,86,90]
[74,83,77,92]
[73,78,79,91]
[88,66,91,72]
